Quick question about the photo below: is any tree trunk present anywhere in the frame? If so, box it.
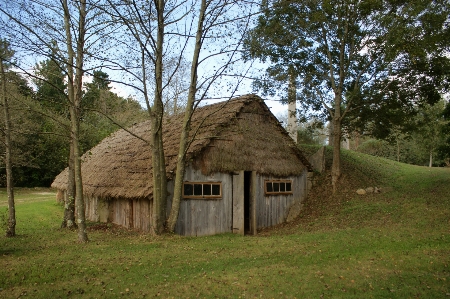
[167,0,206,233]
[61,142,76,229]
[396,137,400,162]
[74,0,88,243]
[73,114,87,242]
[429,150,433,167]
[1,59,15,237]
[287,67,297,142]
[331,116,341,193]
[151,0,168,235]
[354,131,360,149]
[150,121,167,234]
[328,120,334,146]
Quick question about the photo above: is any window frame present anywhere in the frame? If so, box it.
[182,181,222,199]
[264,179,293,195]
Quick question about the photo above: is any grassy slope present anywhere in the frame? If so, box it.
[0,150,449,299]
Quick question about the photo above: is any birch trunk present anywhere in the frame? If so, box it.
[287,68,297,142]
[429,151,433,168]
[1,58,15,237]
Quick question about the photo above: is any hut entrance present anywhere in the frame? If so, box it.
[244,171,251,234]
[232,170,254,235]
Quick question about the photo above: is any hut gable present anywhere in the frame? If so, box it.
[193,100,308,176]
[52,94,311,200]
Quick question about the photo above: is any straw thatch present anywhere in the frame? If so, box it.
[52,94,312,199]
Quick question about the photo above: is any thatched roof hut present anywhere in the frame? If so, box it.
[52,94,311,198]
[52,94,313,236]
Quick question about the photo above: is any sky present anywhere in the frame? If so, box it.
[4,0,289,124]
[108,72,288,121]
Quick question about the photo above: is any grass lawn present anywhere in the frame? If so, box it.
[0,149,449,298]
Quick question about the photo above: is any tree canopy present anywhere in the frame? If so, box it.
[245,0,450,189]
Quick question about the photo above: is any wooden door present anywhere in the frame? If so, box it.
[232,171,244,235]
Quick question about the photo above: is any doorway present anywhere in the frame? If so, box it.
[244,171,251,234]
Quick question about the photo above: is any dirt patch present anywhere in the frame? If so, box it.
[87,223,116,231]
[86,222,140,236]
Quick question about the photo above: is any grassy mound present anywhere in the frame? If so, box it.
[1,150,449,298]
[288,146,450,233]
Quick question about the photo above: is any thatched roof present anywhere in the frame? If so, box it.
[52,94,312,199]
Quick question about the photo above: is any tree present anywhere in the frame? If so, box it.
[1,0,130,240]
[297,120,327,145]
[244,0,450,191]
[2,0,254,235]
[104,0,254,234]
[244,2,300,142]
[103,0,180,233]
[0,39,16,237]
[162,58,190,116]
[353,99,448,167]
[80,70,147,150]
[439,100,450,166]
[1,0,150,238]
[166,0,208,232]
[82,70,111,114]
[33,45,68,117]
[1,0,96,240]
[166,0,254,232]
[30,56,71,189]
[413,100,448,167]
[61,0,89,241]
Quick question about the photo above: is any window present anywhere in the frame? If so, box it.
[183,182,222,199]
[265,180,293,195]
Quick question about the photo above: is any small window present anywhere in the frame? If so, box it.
[212,184,221,196]
[203,184,212,195]
[273,182,279,192]
[286,182,292,192]
[265,180,294,195]
[184,184,193,196]
[194,184,202,196]
[183,182,222,199]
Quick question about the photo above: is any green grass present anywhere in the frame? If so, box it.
[1,150,449,298]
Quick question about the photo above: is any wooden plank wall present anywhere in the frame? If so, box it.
[175,165,233,236]
[70,190,152,232]
[75,188,160,233]
[132,199,151,232]
[108,198,132,228]
[84,195,100,222]
[254,170,308,229]
[105,198,152,231]
[98,199,110,223]
[76,167,308,234]
[83,196,112,224]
